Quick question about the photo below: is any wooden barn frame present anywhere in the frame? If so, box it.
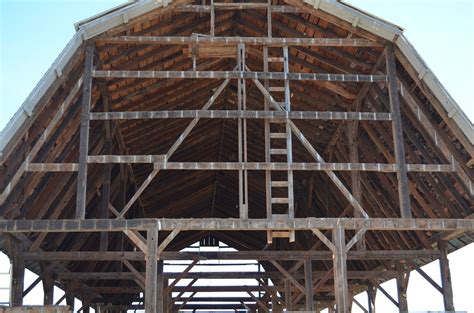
[0,0,472,312]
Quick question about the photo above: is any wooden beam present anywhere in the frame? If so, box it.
[145,227,158,313]
[333,224,349,312]
[93,69,388,82]
[438,241,455,311]
[98,35,382,47]
[396,263,409,312]
[386,44,411,218]
[27,161,456,173]
[90,109,392,121]
[1,218,472,232]
[75,45,94,219]
[41,266,54,305]
[7,237,25,306]
[23,250,442,261]
[304,259,314,311]
[270,261,306,293]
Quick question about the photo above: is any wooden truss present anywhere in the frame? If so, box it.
[0,2,471,313]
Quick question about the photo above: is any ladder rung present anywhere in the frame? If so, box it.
[270,149,287,155]
[269,86,285,92]
[272,231,291,238]
[270,133,286,139]
[268,57,284,62]
[272,213,290,219]
[271,197,289,204]
[271,181,289,188]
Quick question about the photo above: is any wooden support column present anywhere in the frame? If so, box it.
[333,225,349,313]
[75,45,94,219]
[157,260,164,313]
[99,83,112,251]
[237,42,248,219]
[304,258,314,311]
[145,227,158,313]
[385,44,411,218]
[396,263,409,312]
[8,238,25,306]
[42,265,54,305]
[439,241,455,312]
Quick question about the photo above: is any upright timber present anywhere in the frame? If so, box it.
[0,0,472,312]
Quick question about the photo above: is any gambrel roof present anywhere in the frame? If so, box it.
[0,0,472,307]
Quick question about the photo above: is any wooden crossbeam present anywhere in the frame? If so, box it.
[178,3,301,12]
[2,218,472,232]
[89,110,392,121]
[93,70,388,82]
[25,162,456,172]
[98,35,382,47]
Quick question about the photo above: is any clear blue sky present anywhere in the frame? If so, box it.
[0,0,473,312]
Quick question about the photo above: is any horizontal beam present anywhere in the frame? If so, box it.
[25,162,455,173]
[98,35,382,47]
[177,3,302,12]
[1,218,472,233]
[23,250,441,261]
[89,110,392,121]
[93,70,388,82]
[57,270,398,280]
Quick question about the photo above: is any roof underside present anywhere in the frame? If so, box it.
[0,0,472,307]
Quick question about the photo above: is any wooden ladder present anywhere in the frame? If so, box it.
[264,46,295,243]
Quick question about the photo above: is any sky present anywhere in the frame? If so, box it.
[0,0,473,312]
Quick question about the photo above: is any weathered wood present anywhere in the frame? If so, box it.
[75,46,94,220]
[99,35,382,47]
[304,259,314,311]
[333,225,349,312]
[1,218,472,232]
[285,279,292,311]
[157,260,164,313]
[386,45,411,218]
[438,241,455,311]
[41,266,54,305]
[8,238,25,306]
[178,3,300,12]
[145,228,158,313]
[396,263,409,312]
[93,69,388,82]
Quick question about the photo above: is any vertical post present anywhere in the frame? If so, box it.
[267,0,272,38]
[346,122,365,250]
[83,305,90,313]
[210,0,215,36]
[237,42,248,219]
[333,224,349,313]
[145,227,158,313]
[42,265,54,305]
[263,45,272,243]
[100,85,111,251]
[75,45,94,219]
[157,260,164,313]
[396,263,409,312]
[284,279,292,311]
[304,258,314,311]
[385,44,411,218]
[439,241,455,312]
[9,238,25,307]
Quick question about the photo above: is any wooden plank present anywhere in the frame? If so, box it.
[333,224,349,312]
[0,217,472,232]
[386,45,411,218]
[157,229,180,255]
[75,46,94,220]
[145,228,158,313]
[93,69,388,82]
[99,36,382,47]
[396,263,409,312]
